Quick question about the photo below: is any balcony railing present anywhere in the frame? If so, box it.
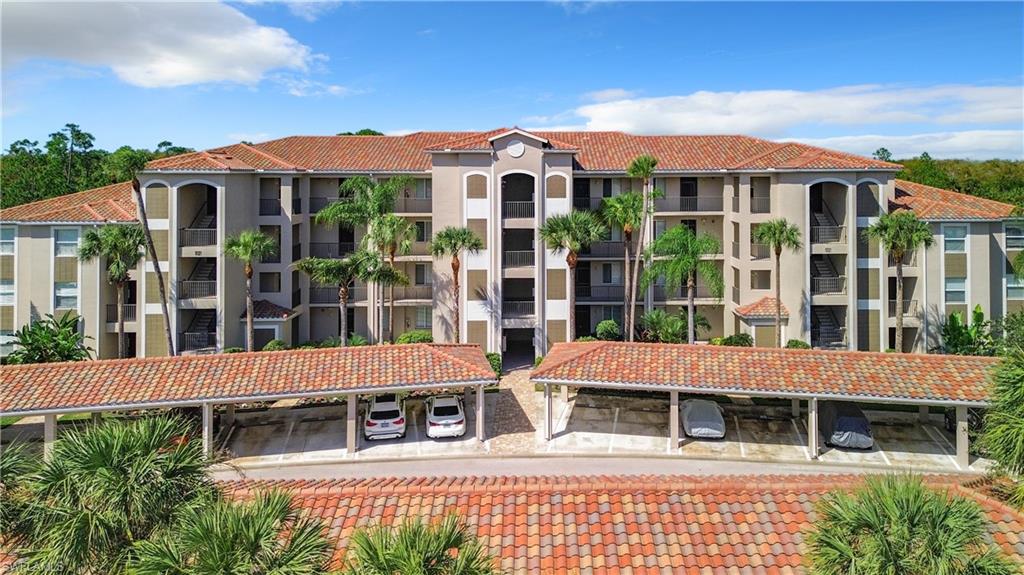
[179,228,216,247]
[751,243,770,260]
[386,285,432,300]
[179,280,216,299]
[310,286,367,304]
[394,197,432,213]
[811,225,846,244]
[887,252,918,267]
[731,196,740,212]
[576,284,625,301]
[750,196,771,214]
[888,299,919,317]
[309,242,355,259]
[180,331,216,352]
[652,284,717,300]
[106,304,137,323]
[573,197,604,211]
[503,250,535,268]
[309,197,335,214]
[502,300,535,317]
[811,276,847,295]
[654,196,724,212]
[812,327,847,349]
[259,199,282,216]
[502,201,535,219]
[583,241,625,258]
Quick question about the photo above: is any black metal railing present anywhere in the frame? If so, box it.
[654,196,723,212]
[503,250,535,267]
[105,304,137,323]
[750,196,771,214]
[502,300,535,317]
[259,199,282,216]
[811,276,847,295]
[180,331,216,352]
[582,241,625,258]
[575,284,625,301]
[502,201,535,219]
[179,228,216,247]
[178,280,216,299]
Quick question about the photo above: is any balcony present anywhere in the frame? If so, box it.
[179,280,216,300]
[106,304,137,323]
[812,327,847,349]
[750,243,770,261]
[310,286,367,304]
[750,196,771,214]
[811,225,846,245]
[393,197,432,213]
[309,242,355,259]
[503,250,535,268]
[259,199,282,216]
[731,196,740,212]
[652,284,717,300]
[502,201,535,219]
[502,300,535,317]
[811,276,847,295]
[887,252,918,267]
[888,299,919,317]
[389,285,433,300]
[576,284,625,301]
[179,228,216,247]
[180,331,216,352]
[309,197,335,214]
[573,197,603,211]
[582,241,625,258]
[654,196,723,212]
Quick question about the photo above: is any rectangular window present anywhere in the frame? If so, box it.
[0,279,12,305]
[601,263,621,285]
[1006,223,1024,250]
[945,277,967,303]
[600,305,623,324]
[602,179,613,198]
[654,220,666,240]
[415,306,431,329]
[414,179,432,199]
[0,227,13,255]
[259,272,281,293]
[259,225,281,263]
[55,281,78,309]
[415,221,432,242]
[414,264,432,286]
[944,225,967,253]
[680,178,698,197]
[54,229,79,257]
[1008,275,1024,300]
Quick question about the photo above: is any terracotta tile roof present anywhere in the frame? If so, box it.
[240,299,297,320]
[428,127,578,151]
[894,179,1016,221]
[1,181,137,223]
[735,296,788,319]
[218,474,1023,573]
[0,344,495,416]
[531,342,997,405]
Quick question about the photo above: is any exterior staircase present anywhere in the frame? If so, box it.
[812,307,846,349]
[181,309,216,352]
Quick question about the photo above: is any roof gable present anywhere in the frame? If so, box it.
[1,181,137,223]
[894,179,1016,221]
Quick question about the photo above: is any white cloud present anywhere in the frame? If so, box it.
[582,88,636,102]
[227,132,271,143]
[286,1,340,22]
[276,77,356,97]
[2,2,315,88]
[417,28,437,37]
[791,130,1024,161]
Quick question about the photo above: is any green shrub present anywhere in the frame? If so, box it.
[709,337,725,346]
[262,339,288,352]
[595,319,621,341]
[485,352,502,377]
[318,336,340,348]
[720,333,753,347]
[575,336,597,342]
[785,339,811,349]
[395,329,433,344]
[346,333,369,347]
[223,347,244,354]
[534,356,544,367]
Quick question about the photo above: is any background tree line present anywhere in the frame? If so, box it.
[874,147,1024,208]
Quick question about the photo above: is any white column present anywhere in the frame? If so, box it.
[669,391,679,453]
[464,386,473,408]
[201,403,214,458]
[476,384,486,442]
[544,383,553,441]
[791,398,801,418]
[808,398,820,459]
[224,404,236,429]
[43,414,57,462]
[559,384,568,403]
[956,405,970,469]
[347,395,358,455]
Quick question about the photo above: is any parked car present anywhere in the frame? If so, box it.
[819,401,873,449]
[363,393,406,440]
[425,395,467,439]
[681,398,726,439]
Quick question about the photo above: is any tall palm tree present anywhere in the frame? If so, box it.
[315,175,412,231]
[5,416,215,574]
[294,249,376,347]
[863,211,934,353]
[224,229,278,352]
[133,490,333,575]
[626,155,658,341]
[345,515,496,575]
[365,213,415,342]
[430,226,484,343]
[132,178,175,355]
[981,348,1024,508]
[539,211,606,342]
[753,219,802,347]
[806,475,1014,575]
[642,226,723,344]
[79,224,146,358]
[362,253,409,342]
[600,191,644,341]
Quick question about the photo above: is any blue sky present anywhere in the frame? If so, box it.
[2,1,1022,158]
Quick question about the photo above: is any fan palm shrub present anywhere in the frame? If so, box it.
[294,249,376,347]
[982,348,1024,508]
[642,225,722,344]
[344,515,496,575]
[6,312,93,364]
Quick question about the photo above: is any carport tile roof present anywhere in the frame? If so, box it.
[220,474,1024,572]
[735,296,788,319]
[532,342,997,404]
[0,344,495,415]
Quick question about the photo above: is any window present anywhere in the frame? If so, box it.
[599,305,623,324]
[601,263,621,285]
[0,227,13,255]
[259,225,281,263]
[944,225,967,253]
[0,330,14,357]
[602,179,612,198]
[945,277,966,303]
[260,272,281,293]
[0,279,12,305]
[54,281,78,309]
[1008,275,1024,300]
[680,178,698,198]
[415,306,431,329]
[54,229,79,257]
[414,264,432,286]
[415,221,432,242]
[414,179,432,199]
[1007,223,1024,250]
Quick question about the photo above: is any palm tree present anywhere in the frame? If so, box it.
[600,191,644,341]
[539,211,606,342]
[315,175,412,231]
[345,515,496,575]
[642,226,723,344]
[363,253,409,342]
[6,313,93,364]
[626,155,658,340]
[224,229,278,352]
[752,219,802,347]
[981,348,1024,508]
[365,213,415,342]
[79,224,146,358]
[133,490,333,575]
[806,474,1014,575]
[6,416,215,574]
[294,249,376,347]
[430,226,484,343]
[132,178,175,355]
[863,211,934,353]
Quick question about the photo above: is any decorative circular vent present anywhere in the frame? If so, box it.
[507,139,525,158]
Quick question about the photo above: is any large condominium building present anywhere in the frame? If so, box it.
[1,128,1017,359]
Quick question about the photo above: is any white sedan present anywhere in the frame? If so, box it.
[425,395,467,439]
[681,399,726,439]
[363,394,406,440]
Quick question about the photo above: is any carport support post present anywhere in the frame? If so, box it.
[224,404,235,429]
[918,405,929,423]
[956,405,970,469]
[544,383,553,441]
[791,399,800,418]
[43,414,57,462]
[347,395,358,455]
[201,403,214,458]
[669,391,679,453]
[808,398,820,459]
[476,384,486,442]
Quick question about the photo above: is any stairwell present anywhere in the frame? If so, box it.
[181,310,216,352]
[812,307,846,349]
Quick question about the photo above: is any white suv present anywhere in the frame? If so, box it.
[363,394,406,440]
[425,395,466,439]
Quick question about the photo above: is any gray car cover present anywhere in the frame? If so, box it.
[819,401,874,449]
[681,399,726,439]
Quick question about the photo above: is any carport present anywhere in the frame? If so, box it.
[532,342,996,469]
[0,344,496,460]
